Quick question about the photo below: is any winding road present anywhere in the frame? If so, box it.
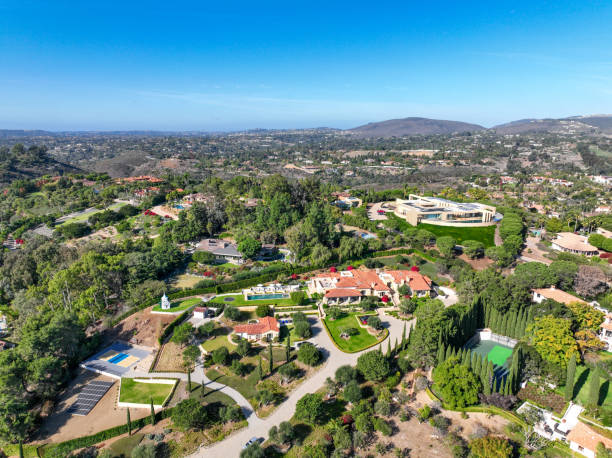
[189,311,412,458]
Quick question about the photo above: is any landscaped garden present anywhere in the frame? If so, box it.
[561,365,612,409]
[200,325,237,352]
[209,293,297,307]
[152,297,202,313]
[119,378,177,405]
[323,312,388,353]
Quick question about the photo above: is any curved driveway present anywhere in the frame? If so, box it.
[191,312,412,458]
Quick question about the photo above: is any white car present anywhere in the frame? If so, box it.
[243,437,262,449]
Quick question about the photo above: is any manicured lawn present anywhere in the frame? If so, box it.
[279,325,305,345]
[566,365,612,408]
[386,213,495,247]
[209,293,296,307]
[190,384,240,408]
[416,223,496,247]
[323,312,387,353]
[109,433,144,457]
[152,297,202,313]
[119,378,176,405]
[56,202,126,226]
[201,326,236,352]
[205,368,260,399]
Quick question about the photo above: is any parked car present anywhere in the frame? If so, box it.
[243,437,262,449]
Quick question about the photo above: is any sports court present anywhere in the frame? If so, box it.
[80,342,151,378]
[465,338,513,377]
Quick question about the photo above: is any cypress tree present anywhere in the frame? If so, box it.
[461,349,469,367]
[437,344,446,365]
[500,315,508,336]
[589,367,600,408]
[257,356,263,380]
[471,351,478,371]
[127,408,132,436]
[387,339,392,358]
[484,302,491,328]
[484,367,493,396]
[473,353,482,377]
[401,323,407,349]
[268,342,274,374]
[565,353,577,401]
[480,356,488,382]
[150,398,156,425]
[18,441,23,458]
[466,349,473,369]
[394,338,399,354]
[187,371,191,392]
[445,345,453,362]
[490,310,499,333]
[507,313,517,338]
[286,334,291,363]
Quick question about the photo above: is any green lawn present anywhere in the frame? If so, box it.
[190,384,240,408]
[109,433,144,457]
[119,378,176,405]
[564,365,612,408]
[205,368,260,400]
[279,325,305,345]
[416,223,496,247]
[152,297,202,313]
[209,293,296,307]
[201,326,236,352]
[323,312,387,353]
[56,202,126,226]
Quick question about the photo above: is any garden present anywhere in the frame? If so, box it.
[323,312,388,353]
[152,297,202,313]
[209,293,297,307]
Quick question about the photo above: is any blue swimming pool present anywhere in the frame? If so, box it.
[109,353,129,364]
[247,293,288,300]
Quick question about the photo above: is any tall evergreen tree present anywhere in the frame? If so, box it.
[286,334,291,363]
[484,367,493,396]
[445,345,453,362]
[387,339,392,358]
[18,441,23,458]
[127,408,132,436]
[508,313,517,338]
[589,367,600,408]
[150,398,156,425]
[401,323,407,349]
[437,343,446,366]
[565,353,577,402]
[257,356,263,380]
[268,342,274,374]
[187,370,191,392]
[500,315,508,336]
[473,353,482,377]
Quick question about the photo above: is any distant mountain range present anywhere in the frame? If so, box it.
[1,115,611,139]
[346,115,612,137]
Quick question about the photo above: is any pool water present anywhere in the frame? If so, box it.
[247,293,288,300]
[109,353,129,364]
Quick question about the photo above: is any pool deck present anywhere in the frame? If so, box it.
[80,342,152,379]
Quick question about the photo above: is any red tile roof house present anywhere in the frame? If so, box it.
[308,268,434,305]
[234,317,280,342]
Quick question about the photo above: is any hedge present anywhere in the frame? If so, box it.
[40,408,175,457]
[0,443,38,458]
[158,308,193,346]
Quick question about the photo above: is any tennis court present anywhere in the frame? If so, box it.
[465,338,513,377]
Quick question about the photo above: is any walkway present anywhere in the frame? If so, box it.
[190,313,411,457]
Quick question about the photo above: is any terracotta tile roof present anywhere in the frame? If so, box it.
[234,317,279,335]
[324,288,363,298]
[567,421,612,452]
[532,287,586,305]
[601,321,612,331]
[384,270,433,291]
[194,307,207,313]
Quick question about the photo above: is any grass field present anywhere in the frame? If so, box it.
[209,293,296,307]
[56,202,126,226]
[152,297,202,313]
[323,312,387,352]
[109,433,144,457]
[205,368,260,399]
[565,365,612,408]
[190,384,240,408]
[200,326,236,352]
[119,378,176,405]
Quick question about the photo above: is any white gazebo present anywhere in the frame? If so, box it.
[161,293,171,310]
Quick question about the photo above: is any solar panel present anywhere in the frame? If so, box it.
[68,380,114,416]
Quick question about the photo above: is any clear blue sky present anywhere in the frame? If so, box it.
[1,0,611,131]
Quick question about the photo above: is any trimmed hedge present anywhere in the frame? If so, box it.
[159,308,193,345]
[40,408,174,457]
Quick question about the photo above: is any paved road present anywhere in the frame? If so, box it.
[191,313,412,458]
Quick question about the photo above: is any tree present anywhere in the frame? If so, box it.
[335,365,358,386]
[565,353,577,402]
[183,345,200,370]
[596,442,612,458]
[310,243,332,266]
[407,299,454,368]
[463,240,485,259]
[526,315,578,368]
[549,260,578,290]
[294,320,312,339]
[279,362,299,383]
[567,301,604,332]
[575,265,609,298]
[212,346,230,366]
[338,236,366,261]
[469,436,513,458]
[433,357,482,409]
[172,398,208,430]
[171,322,194,347]
[150,398,156,426]
[355,412,374,433]
[295,393,324,424]
[224,306,241,321]
[357,350,391,381]
[327,306,344,320]
[131,444,157,458]
[127,408,132,436]
[333,426,352,451]
[290,291,307,305]
[236,338,251,358]
[192,250,216,264]
[269,421,295,446]
[219,405,243,422]
[255,304,272,318]
[297,342,321,366]
[343,379,362,403]
[231,359,248,376]
[198,321,215,339]
[237,237,262,259]
[256,389,276,406]
[240,443,264,458]
[437,236,456,258]
[589,367,601,408]
[367,315,382,330]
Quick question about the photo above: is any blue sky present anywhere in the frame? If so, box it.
[1,0,611,131]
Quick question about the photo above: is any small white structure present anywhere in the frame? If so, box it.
[567,421,612,458]
[161,294,171,310]
[193,306,209,320]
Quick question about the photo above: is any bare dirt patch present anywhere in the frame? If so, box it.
[108,306,176,348]
[458,254,494,271]
[153,341,186,372]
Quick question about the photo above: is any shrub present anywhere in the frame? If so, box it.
[172,399,207,430]
[294,320,312,339]
[256,304,272,317]
[224,306,241,321]
[343,379,362,403]
[290,291,307,305]
[297,342,321,366]
[212,346,230,366]
[373,417,392,436]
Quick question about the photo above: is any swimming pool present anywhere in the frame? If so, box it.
[247,293,288,300]
[109,353,129,364]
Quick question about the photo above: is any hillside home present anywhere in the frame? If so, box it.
[234,317,280,341]
[551,233,599,256]
[567,421,612,458]
[393,195,497,227]
[195,238,243,264]
[532,286,586,306]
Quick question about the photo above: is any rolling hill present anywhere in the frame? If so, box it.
[347,117,485,137]
[492,115,612,134]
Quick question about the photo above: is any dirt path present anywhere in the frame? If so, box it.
[494,223,503,246]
